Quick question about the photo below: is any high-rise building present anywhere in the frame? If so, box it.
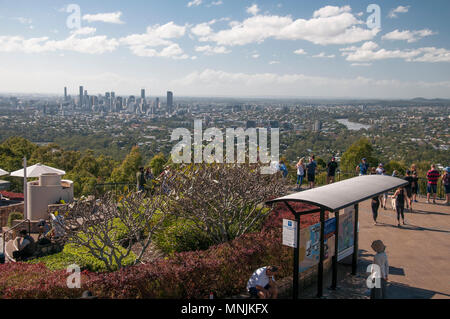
[64,87,67,101]
[141,89,146,100]
[167,91,173,114]
[79,86,84,108]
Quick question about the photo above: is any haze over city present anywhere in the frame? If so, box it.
[1,0,450,98]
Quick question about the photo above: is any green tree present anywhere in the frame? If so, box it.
[340,138,378,172]
[148,153,166,177]
[110,146,143,183]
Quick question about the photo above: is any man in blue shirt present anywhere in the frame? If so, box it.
[356,158,369,176]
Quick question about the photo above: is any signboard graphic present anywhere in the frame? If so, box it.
[337,206,355,261]
[298,221,335,273]
[282,219,298,248]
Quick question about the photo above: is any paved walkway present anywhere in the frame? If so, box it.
[334,197,450,299]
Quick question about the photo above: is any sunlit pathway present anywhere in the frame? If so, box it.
[355,197,450,299]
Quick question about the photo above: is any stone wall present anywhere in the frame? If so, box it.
[0,202,24,228]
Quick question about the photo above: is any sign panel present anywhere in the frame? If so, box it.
[282,219,297,248]
[337,206,355,261]
[298,222,335,273]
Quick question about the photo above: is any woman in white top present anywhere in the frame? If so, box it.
[370,240,389,299]
[296,158,305,190]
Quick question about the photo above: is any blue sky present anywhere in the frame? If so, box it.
[1,0,450,98]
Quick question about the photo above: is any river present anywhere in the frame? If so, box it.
[336,119,372,131]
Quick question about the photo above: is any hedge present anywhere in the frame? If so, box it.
[0,202,323,299]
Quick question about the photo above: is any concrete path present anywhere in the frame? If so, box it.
[353,197,450,299]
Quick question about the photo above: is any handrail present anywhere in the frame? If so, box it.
[2,219,31,260]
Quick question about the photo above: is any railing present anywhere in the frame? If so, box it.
[2,219,31,262]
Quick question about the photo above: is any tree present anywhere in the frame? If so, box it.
[340,138,378,172]
[166,163,286,245]
[148,153,167,177]
[110,146,142,183]
[58,189,170,271]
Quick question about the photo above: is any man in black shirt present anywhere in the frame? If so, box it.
[404,170,414,212]
[327,157,338,184]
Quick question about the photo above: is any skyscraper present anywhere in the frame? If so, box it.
[79,86,84,109]
[141,89,146,100]
[167,91,173,114]
[64,87,67,101]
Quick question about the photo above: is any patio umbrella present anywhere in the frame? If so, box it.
[10,163,65,178]
[0,168,8,177]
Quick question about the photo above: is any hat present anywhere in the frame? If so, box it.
[406,170,411,175]
[371,240,386,253]
[378,163,383,167]
[362,158,367,161]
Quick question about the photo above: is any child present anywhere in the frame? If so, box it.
[370,240,389,299]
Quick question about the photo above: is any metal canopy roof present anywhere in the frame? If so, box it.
[266,175,408,212]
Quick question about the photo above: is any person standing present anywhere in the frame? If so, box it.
[370,240,389,299]
[442,167,450,205]
[404,170,414,212]
[295,158,305,190]
[426,164,440,204]
[392,187,406,227]
[376,163,384,175]
[136,167,146,192]
[411,164,419,203]
[306,156,317,189]
[327,157,338,184]
[279,161,288,179]
[356,158,369,176]
[370,170,380,224]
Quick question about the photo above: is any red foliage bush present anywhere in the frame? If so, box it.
[0,202,325,299]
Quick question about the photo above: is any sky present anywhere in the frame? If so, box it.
[1,0,450,99]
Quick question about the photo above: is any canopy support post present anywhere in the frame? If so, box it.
[293,213,300,299]
[331,210,339,290]
[23,157,27,221]
[352,203,359,275]
[317,208,325,298]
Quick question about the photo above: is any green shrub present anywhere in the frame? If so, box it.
[7,212,23,227]
[27,243,136,272]
[154,218,212,255]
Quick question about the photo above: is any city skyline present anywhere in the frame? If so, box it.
[1,1,450,98]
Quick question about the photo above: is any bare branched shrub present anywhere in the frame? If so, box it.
[166,163,286,244]
[57,189,170,271]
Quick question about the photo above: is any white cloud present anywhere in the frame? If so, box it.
[0,29,119,55]
[351,63,372,67]
[341,41,450,63]
[312,52,335,58]
[195,45,231,55]
[191,22,214,38]
[388,6,410,18]
[70,27,97,36]
[252,54,260,59]
[187,0,202,7]
[211,1,223,6]
[195,5,379,46]
[120,22,188,59]
[246,4,260,16]
[382,29,436,43]
[294,49,307,55]
[312,5,351,18]
[82,11,124,24]
[269,60,280,64]
[172,68,450,98]
[13,17,33,25]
